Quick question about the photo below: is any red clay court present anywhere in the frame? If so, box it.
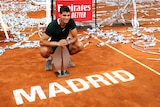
[0,0,160,107]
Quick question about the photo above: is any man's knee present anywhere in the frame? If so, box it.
[76,41,84,51]
[40,47,51,58]
[69,41,84,55]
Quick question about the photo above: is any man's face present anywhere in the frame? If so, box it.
[60,12,71,24]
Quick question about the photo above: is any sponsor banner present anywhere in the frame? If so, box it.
[56,0,92,21]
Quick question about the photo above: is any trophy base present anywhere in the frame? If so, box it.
[54,70,70,78]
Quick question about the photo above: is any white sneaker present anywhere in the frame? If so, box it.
[45,57,53,71]
[68,60,75,67]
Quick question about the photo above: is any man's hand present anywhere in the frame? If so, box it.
[58,39,68,47]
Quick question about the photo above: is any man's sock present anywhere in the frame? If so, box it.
[47,56,52,60]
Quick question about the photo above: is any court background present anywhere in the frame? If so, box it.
[0,0,160,107]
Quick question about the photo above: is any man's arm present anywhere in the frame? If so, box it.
[68,28,78,44]
[39,33,59,47]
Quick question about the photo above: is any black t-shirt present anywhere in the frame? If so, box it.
[45,18,76,41]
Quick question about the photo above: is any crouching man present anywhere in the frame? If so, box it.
[39,6,84,75]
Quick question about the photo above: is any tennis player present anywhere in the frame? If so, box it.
[40,6,84,72]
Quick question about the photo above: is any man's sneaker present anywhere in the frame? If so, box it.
[45,58,53,71]
[68,60,75,67]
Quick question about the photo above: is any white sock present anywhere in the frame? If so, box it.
[47,56,52,60]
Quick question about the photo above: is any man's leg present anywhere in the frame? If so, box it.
[67,41,84,67]
[69,41,84,55]
[40,46,54,71]
[45,56,53,71]
[66,45,75,67]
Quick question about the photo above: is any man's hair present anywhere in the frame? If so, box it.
[60,6,70,14]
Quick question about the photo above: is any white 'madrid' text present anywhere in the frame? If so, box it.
[13,70,135,105]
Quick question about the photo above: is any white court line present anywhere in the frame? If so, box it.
[96,38,160,75]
